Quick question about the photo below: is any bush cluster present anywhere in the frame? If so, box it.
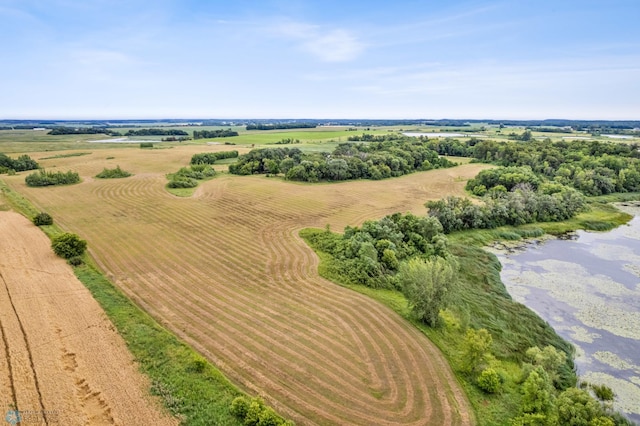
[0,153,39,172]
[167,164,215,188]
[95,165,132,179]
[51,233,87,259]
[229,396,293,426]
[304,213,448,289]
[25,170,80,187]
[32,212,53,226]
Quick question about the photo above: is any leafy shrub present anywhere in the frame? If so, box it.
[51,233,87,259]
[67,256,84,266]
[167,177,198,188]
[229,396,292,426]
[187,356,207,374]
[140,142,154,148]
[33,212,53,226]
[95,165,132,179]
[25,170,80,187]
[230,396,250,419]
[167,164,215,189]
[477,368,501,394]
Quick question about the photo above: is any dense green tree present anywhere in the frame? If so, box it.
[51,233,87,259]
[399,257,455,326]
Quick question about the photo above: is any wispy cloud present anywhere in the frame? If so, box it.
[268,19,364,62]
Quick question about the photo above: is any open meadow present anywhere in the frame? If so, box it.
[1,141,490,425]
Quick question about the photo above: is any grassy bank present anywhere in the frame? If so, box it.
[0,179,290,425]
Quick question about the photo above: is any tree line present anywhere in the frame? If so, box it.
[47,127,119,136]
[0,153,38,172]
[190,151,239,165]
[426,185,587,233]
[193,129,239,139]
[245,123,316,130]
[228,140,456,182]
[426,137,640,196]
[125,128,188,136]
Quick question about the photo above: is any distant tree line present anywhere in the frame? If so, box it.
[346,133,406,142]
[47,127,119,136]
[427,137,640,196]
[125,128,188,136]
[228,140,456,182]
[192,129,239,139]
[245,123,317,130]
[0,153,38,172]
[190,151,239,165]
[25,170,80,186]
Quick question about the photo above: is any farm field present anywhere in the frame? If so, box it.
[1,145,490,425]
[0,210,177,426]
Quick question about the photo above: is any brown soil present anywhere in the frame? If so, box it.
[0,211,177,426]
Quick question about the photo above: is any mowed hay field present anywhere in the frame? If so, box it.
[4,146,490,425]
[0,211,177,426]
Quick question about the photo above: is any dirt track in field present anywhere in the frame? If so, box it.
[0,211,177,426]
[5,147,489,425]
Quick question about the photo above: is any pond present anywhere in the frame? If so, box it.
[489,204,640,423]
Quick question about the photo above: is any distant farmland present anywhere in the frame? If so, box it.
[2,145,489,425]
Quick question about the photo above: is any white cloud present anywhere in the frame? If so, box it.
[269,19,364,62]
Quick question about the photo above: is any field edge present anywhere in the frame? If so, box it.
[0,178,291,426]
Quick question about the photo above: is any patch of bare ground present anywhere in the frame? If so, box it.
[4,146,489,425]
[0,211,177,426]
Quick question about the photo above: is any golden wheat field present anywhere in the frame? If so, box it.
[0,211,177,426]
[3,146,490,425]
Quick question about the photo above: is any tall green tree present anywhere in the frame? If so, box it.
[399,257,455,326]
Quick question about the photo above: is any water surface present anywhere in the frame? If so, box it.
[490,206,640,423]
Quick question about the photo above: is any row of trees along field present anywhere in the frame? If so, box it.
[124,128,188,136]
[228,140,457,182]
[190,151,239,164]
[425,136,640,196]
[245,123,316,130]
[0,153,38,173]
[192,129,239,139]
[47,126,119,136]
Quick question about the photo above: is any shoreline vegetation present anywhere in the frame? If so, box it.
[0,179,291,426]
[300,198,637,425]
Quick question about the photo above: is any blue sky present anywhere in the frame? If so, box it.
[1,0,639,119]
